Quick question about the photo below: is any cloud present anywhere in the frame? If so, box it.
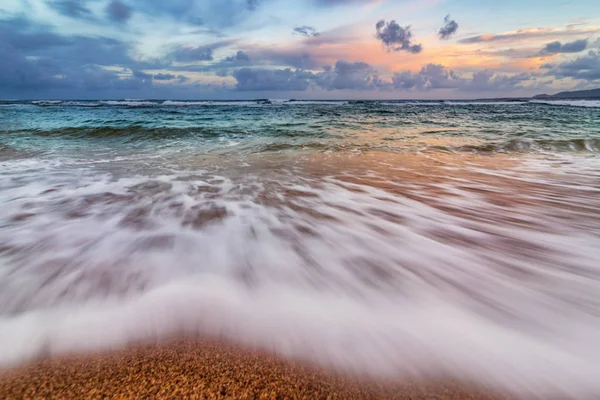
[133,70,153,80]
[153,73,176,80]
[545,50,600,81]
[232,68,314,91]
[152,73,189,82]
[0,16,180,97]
[0,18,147,68]
[392,64,463,90]
[47,0,92,19]
[224,50,250,62]
[229,60,383,91]
[313,0,379,6]
[130,0,261,29]
[567,19,588,29]
[246,0,260,11]
[0,12,572,98]
[174,47,213,61]
[226,60,538,93]
[170,39,237,62]
[469,70,534,91]
[438,15,458,40]
[316,60,382,90]
[105,0,132,23]
[294,26,320,37]
[460,27,600,44]
[247,48,319,69]
[542,39,587,54]
[375,20,422,54]
[391,63,535,92]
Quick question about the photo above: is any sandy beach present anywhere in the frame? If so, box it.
[0,338,511,399]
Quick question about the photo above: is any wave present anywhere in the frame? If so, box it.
[530,100,600,108]
[16,126,248,140]
[381,101,527,106]
[161,100,259,106]
[6,125,600,154]
[380,101,444,106]
[31,100,64,106]
[286,100,349,105]
[1,161,600,398]
[453,138,600,153]
[12,99,599,109]
[443,101,528,106]
[63,101,102,107]
[99,100,159,107]
[13,100,539,108]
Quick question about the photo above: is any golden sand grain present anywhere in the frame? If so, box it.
[0,339,512,399]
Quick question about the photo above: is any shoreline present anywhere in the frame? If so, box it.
[0,338,512,399]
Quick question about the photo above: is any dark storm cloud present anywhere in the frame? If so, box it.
[438,15,458,40]
[105,0,132,23]
[375,20,422,54]
[542,39,587,54]
[47,0,92,18]
[545,50,600,81]
[294,26,320,37]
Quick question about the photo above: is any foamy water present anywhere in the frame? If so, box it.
[2,99,600,398]
[530,99,600,108]
[1,151,600,398]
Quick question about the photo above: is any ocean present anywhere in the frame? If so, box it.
[1,99,600,397]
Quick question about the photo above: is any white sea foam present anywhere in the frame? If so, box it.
[530,99,600,108]
[161,100,258,106]
[286,100,349,105]
[443,101,528,105]
[381,101,527,106]
[381,101,444,106]
[1,156,600,398]
[99,100,158,106]
[62,101,102,107]
[31,100,64,106]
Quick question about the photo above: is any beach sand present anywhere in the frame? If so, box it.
[0,338,512,399]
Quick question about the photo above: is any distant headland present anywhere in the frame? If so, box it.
[533,88,600,100]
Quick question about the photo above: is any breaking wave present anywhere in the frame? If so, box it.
[1,154,600,400]
[530,100,600,108]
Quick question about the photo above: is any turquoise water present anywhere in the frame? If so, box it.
[2,100,600,159]
[1,99,600,398]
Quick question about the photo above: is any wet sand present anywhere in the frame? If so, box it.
[0,338,512,400]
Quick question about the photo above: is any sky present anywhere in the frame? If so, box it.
[1,0,600,99]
